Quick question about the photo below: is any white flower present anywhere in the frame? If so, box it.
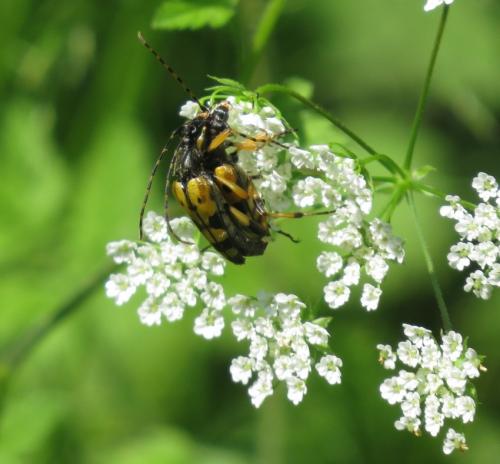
[106,240,136,264]
[316,252,343,278]
[142,211,168,242]
[441,173,500,299]
[249,334,268,361]
[194,308,224,339]
[464,270,492,299]
[128,258,154,285]
[378,325,484,454]
[439,195,466,220]
[472,172,498,202]
[230,356,253,385]
[286,376,307,405]
[175,280,197,306]
[324,281,351,309]
[456,395,475,423]
[402,392,421,419]
[138,297,162,326]
[105,273,136,305]
[162,292,184,321]
[365,254,389,283]
[442,428,468,455]
[377,344,396,370]
[462,348,481,378]
[229,293,341,407]
[424,401,444,436]
[274,355,295,381]
[145,272,171,297]
[380,377,407,405]
[360,284,382,311]
[289,145,316,169]
[105,213,227,336]
[201,252,225,276]
[441,331,463,361]
[315,355,342,384]
[248,371,273,408]
[489,263,500,287]
[447,242,473,271]
[424,0,454,12]
[420,338,441,369]
[179,100,199,119]
[342,260,361,286]
[397,341,420,368]
[201,282,226,310]
[402,324,432,347]
[395,416,421,434]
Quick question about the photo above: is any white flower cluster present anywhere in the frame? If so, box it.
[229,293,342,408]
[424,0,454,12]
[300,146,405,311]
[440,172,499,299]
[105,211,227,339]
[378,324,484,455]
[186,99,405,313]
[226,97,294,212]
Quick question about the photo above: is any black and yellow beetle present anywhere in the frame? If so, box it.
[169,102,272,264]
[137,33,333,264]
[138,33,273,264]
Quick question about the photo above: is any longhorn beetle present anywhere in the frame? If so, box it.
[137,32,334,264]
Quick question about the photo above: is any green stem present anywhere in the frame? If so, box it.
[407,192,452,331]
[0,265,114,377]
[378,186,404,222]
[360,154,407,177]
[372,176,396,183]
[257,83,378,155]
[413,182,476,210]
[404,6,449,169]
[241,0,286,85]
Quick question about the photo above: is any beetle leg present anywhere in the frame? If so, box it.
[268,209,336,219]
[207,128,232,151]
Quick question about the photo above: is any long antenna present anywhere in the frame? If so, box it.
[137,31,207,111]
[139,128,179,240]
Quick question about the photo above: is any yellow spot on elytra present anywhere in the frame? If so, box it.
[187,177,216,216]
[229,206,250,227]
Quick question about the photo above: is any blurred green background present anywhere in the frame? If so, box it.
[1,0,499,462]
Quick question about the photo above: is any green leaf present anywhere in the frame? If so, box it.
[312,317,333,329]
[207,75,246,90]
[152,0,239,30]
[412,164,436,181]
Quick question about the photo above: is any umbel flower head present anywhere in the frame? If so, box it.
[106,212,227,338]
[440,172,500,300]
[378,324,485,454]
[229,293,342,407]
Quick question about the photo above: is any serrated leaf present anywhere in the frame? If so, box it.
[152,0,238,31]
